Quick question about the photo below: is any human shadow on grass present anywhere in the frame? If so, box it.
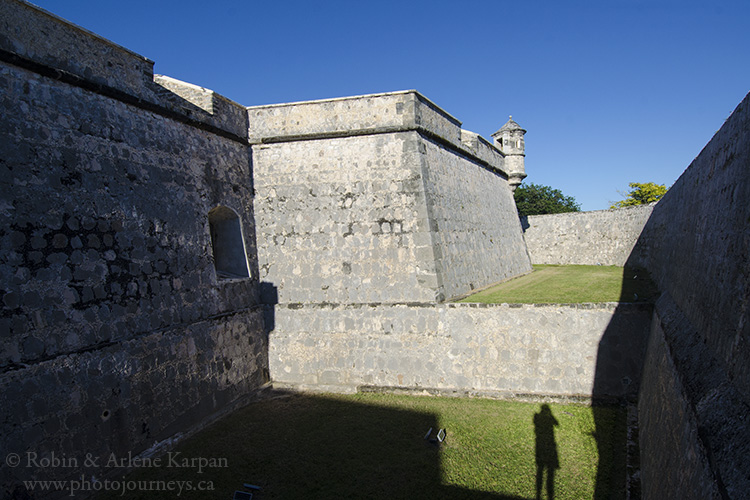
[534,404,560,500]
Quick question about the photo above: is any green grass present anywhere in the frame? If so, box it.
[109,393,626,500]
[458,265,659,304]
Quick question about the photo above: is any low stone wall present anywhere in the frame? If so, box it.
[267,302,652,400]
[522,204,654,266]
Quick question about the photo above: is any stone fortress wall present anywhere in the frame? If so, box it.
[0,0,267,493]
[519,94,750,497]
[632,93,750,500]
[522,203,655,266]
[250,91,532,304]
[1,0,748,498]
[245,69,648,403]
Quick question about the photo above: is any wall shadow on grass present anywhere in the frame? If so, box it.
[589,265,656,499]
[114,392,528,500]
[106,284,527,499]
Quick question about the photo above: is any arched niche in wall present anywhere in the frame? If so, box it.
[208,206,250,279]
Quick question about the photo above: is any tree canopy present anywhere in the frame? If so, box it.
[514,183,581,217]
[610,182,668,208]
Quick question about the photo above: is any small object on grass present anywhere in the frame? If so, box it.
[425,427,447,444]
[436,428,446,442]
[243,484,262,491]
[563,411,574,417]
[233,491,252,500]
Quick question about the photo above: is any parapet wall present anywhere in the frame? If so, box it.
[268,302,652,399]
[0,0,153,97]
[522,204,655,266]
[635,91,750,499]
[248,91,463,148]
[0,0,249,141]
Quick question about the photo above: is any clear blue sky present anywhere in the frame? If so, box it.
[30,0,750,210]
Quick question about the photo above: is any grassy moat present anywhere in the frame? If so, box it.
[109,393,626,499]
[458,265,659,304]
[106,266,644,499]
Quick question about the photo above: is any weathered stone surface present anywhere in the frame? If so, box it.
[522,204,655,266]
[2,1,749,498]
[253,127,530,304]
[420,136,531,299]
[634,93,750,500]
[638,296,723,500]
[247,91,465,149]
[0,0,248,140]
[267,302,651,399]
[0,2,266,493]
[253,132,440,303]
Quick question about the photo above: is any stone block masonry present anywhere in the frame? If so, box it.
[268,302,652,400]
[251,90,531,304]
[247,90,463,146]
[420,136,532,299]
[634,92,750,500]
[1,0,267,494]
[0,0,248,140]
[4,0,750,498]
[637,296,723,499]
[253,131,441,304]
[521,203,655,266]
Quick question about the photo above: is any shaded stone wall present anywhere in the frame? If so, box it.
[0,1,266,494]
[638,298,723,500]
[521,204,654,266]
[268,302,651,399]
[635,92,750,499]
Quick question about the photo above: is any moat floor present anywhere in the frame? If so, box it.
[458,265,659,304]
[112,392,628,499]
